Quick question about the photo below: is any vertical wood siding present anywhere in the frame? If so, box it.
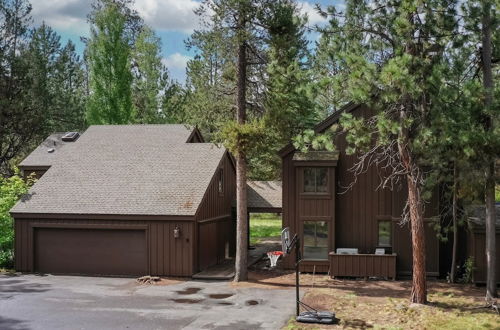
[282,104,441,276]
[329,254,396,279]
[467,230,500,283]
[282,152,296,269]
[14,218,194,277]
[194,153,236,272]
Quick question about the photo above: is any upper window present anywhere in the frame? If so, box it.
[218,168,224,194]
[303,221,329,260]
[303,167,328,193]
[378,220,391,247]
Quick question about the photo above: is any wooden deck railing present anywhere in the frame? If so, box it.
[329,253,397,280]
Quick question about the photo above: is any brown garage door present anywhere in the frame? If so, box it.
[34,228,148,276]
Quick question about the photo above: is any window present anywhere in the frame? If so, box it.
[303,221,328,259]
[303,168,328,193]
[218,168,224,194]
[378,220,391,247]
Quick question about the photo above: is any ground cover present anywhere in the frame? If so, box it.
[250,213,282,245]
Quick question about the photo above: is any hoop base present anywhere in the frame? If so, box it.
[296,311,336,324]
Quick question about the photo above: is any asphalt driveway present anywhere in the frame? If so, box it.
[0,274,296,330]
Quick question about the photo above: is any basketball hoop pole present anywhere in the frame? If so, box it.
[284,233,301,316]
[282,227,335,324]
[294,235,301,317]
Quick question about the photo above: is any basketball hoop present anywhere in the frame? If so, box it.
[266,251,283,267]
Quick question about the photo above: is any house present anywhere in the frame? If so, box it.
[11,107,496,282]
[280,103,442,278]
[11,125,236,277]
[467,205,500,283]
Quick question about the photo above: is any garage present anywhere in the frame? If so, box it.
[34,227,148,276]
[11,125,236,277]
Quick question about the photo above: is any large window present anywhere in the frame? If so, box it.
[303,167,328,193]
[378,220,391,247]
[303,221,329,259]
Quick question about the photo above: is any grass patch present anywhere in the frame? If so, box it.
[250,213,282,245]
[0,268,15,274]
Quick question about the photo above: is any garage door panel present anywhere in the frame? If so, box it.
[34,228,148,276]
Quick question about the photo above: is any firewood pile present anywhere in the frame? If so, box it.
[136,275,161,284]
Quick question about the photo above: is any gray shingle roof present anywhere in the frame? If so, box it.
[11,125,226,216]
[247,181,282,210]
[19,133,75,168]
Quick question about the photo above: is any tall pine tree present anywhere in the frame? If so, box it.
[86,1,134,124]
[318,0,462,303]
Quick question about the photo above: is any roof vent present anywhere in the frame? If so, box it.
[61,132,80,142]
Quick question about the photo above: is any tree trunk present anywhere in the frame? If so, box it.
[234,154,248,281]
[450,162,458,283]
[485,163,497,299]
[399,104,427,304]
[407,174,427,304]
[234,14,248,282]
[481,0,497,300]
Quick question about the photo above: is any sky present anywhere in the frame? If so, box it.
[30,0,344,83]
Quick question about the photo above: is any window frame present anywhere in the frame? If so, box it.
[377,219,392,247]
[302,220,330,260]
[301,167,330,195]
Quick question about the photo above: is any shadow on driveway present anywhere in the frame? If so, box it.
[0,316,30,330]
[0,277,50,300]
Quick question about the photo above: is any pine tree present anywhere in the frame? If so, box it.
[0,0,37,173]
[52,40,86,131]
[260,0,320,179]
[318,0,464,304]
[132,25,167,123]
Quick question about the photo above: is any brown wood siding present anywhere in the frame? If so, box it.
[20,167,48,180]
[282,152,296,269]
[195,153,236,221]
[467,230,500,283]
[329,253,396,279]
[14,218,194,277]
[335,105,394,254]
[300,260,330,273]
[391,182,440,276]
[194,152,236,272]
[281,104,441,276]
[198,218,233,270]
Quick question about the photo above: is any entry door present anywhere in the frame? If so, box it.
[34,227,148,276]
[295,166,335,260]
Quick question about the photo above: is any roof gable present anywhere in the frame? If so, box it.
[247,181,282,210]
[279,103,361,158]
[11,125,226,217]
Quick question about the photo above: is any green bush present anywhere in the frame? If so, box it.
[0,170,35,268]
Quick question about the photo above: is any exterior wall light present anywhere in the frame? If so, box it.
[173,226,181,239]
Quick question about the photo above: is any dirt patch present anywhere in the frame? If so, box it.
[208,293,233,299]
[152,277,185,286]
[228,256,498,329]
[176,287,202,295]
[285,280,499,329]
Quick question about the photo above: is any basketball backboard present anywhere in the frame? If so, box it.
[281,227,291,254]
